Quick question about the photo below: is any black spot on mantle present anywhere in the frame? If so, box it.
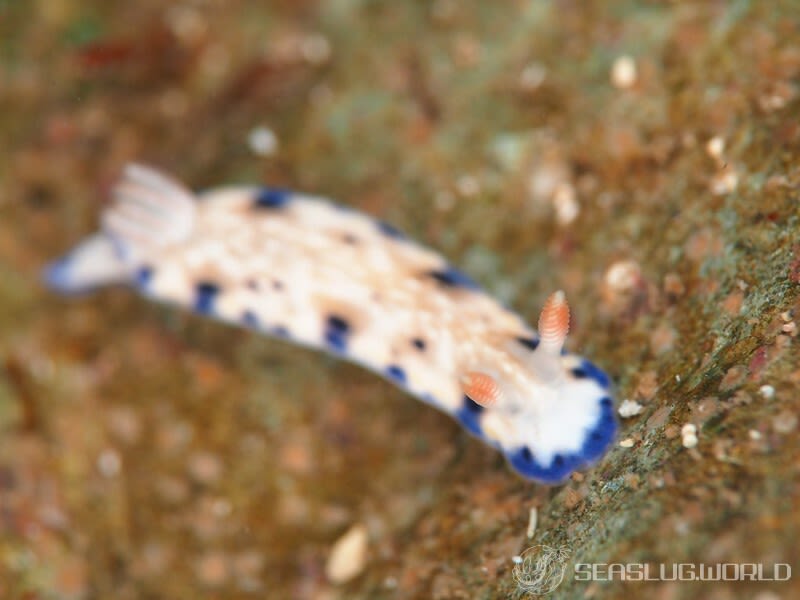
[194,282,220,314]
[253,187,292,209]
[385,364,407,385]
[516,336,540,351]
[411,338,426,351]
[376,220,406,240]
[324,314,350,353]
[425,267,481,290]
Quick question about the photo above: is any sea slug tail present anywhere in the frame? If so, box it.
[44,163,197,295]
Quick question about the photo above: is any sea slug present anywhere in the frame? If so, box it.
[45,164,616,483]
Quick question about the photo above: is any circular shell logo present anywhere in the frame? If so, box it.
[513,545,570,596]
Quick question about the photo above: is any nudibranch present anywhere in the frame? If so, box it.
[45,164,616,483]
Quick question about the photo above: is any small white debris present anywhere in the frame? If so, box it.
[511,555,523,565]
[552,182,579,225]
[211,498,232,518]
[526,160,570,207]
[520,63,547,90]
[759,385,775,399]
[748,430,762,441]
[456,174,480,197]
[526,507,538,539]
[773,411,798,434]
[709,168,739,195]
[619,438,635,448]
[681,423,698,448]
[97,449,122,477]
[301,34,332,65]
[706,136,725,160]
[611,55,637,89]
[705,135,738,195]
[188,451,223,485]
[325,523,368,584]
[618,399,644,418]
[247,126,278,157]
[165,6,208,44]
[675,374,681,383]
[604,260,642,293]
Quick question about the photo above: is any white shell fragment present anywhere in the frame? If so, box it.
[681,423,698,449]
[325,523,369,584]
[611,55,637,89]
[618,399,644,418]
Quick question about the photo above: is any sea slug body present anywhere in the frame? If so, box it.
[45,164,617,483]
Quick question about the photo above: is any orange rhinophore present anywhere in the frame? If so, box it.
[538,290,570,354]
[460,371,503,408]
